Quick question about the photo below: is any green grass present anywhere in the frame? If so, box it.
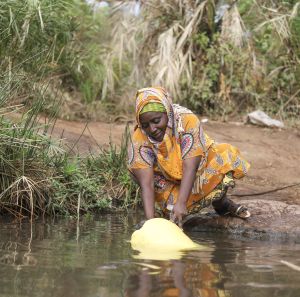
[0,0,139,219]
[49,126,138,217]
[0,105,138,218]
[0,0,112,109]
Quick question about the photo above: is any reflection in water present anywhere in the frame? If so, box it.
[125,261,193,297]
[125,243,233,297]
[0,214,300,297]
[0,221,38,269]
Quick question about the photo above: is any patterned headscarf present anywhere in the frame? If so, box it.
[135,87,174,129]
[135,87,193,144]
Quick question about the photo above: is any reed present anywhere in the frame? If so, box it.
[0,0,138,218]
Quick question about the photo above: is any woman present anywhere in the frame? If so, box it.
[128,87,250,226]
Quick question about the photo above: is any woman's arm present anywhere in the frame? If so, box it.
[172,156,201,226]
[131,168,155,219]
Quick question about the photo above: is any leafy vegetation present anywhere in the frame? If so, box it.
[110,0,300,124]
[0,0,138,218]
[0,0,114,119]
[0,105,137,218]
[49,128,138,216]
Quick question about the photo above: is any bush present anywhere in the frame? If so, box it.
[110,0,300,124]
[0,0,110,107]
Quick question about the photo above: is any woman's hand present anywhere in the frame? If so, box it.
[171,156,201,227]
[171,201,187,228]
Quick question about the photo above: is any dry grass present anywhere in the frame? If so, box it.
[253,1,298,43]
[110,0,213,99]
[221,4,248,48]
[108,1,299,123]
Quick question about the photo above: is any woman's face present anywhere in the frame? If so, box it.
[139,111,168,142]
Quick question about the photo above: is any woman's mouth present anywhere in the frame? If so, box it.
[152,131,164,141]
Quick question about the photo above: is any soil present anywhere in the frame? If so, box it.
[49,116,300,241]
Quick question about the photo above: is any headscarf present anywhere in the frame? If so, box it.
[135,87,173,128]
[140,102,166,115]
[133,87,212,192]
[135,87,190,142]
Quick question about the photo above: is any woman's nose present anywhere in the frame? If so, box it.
[149,123,157,133]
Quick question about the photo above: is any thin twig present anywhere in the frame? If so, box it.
[229,182,300,197]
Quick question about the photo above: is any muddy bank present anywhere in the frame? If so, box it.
[183,199,300,243]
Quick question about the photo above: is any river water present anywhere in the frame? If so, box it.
[0,213,299,297]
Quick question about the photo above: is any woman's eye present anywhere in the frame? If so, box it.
[152,118,160,124]
[141,124,148,129]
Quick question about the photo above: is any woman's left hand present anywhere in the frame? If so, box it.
[171,201,187,228]
[170,156,201,228]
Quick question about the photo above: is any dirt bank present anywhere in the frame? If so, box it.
[49,117,300,241]
[51,117,300,206]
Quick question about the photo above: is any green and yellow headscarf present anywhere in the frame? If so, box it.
[139,102,166,115]
[135,87,172,128]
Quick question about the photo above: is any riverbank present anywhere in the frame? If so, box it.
[183,200,300,243]
[46,117,300,241]
[49,117,300,203]
[2,113,300,241]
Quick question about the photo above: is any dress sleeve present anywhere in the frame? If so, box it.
[127,128,156,170]
[180,113,214,160]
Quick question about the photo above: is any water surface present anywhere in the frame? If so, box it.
[0,214,299,297]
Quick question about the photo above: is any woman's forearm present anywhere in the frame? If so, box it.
[131,168,155,220]
[177,168,197,204]
[141,184,155,219]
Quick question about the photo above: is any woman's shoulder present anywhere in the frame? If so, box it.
[181,112,199,122]
[181,112,200,129]
[172,104,200,131]
[173,104,198,120]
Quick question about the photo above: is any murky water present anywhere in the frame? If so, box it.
[0,213,299,297]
